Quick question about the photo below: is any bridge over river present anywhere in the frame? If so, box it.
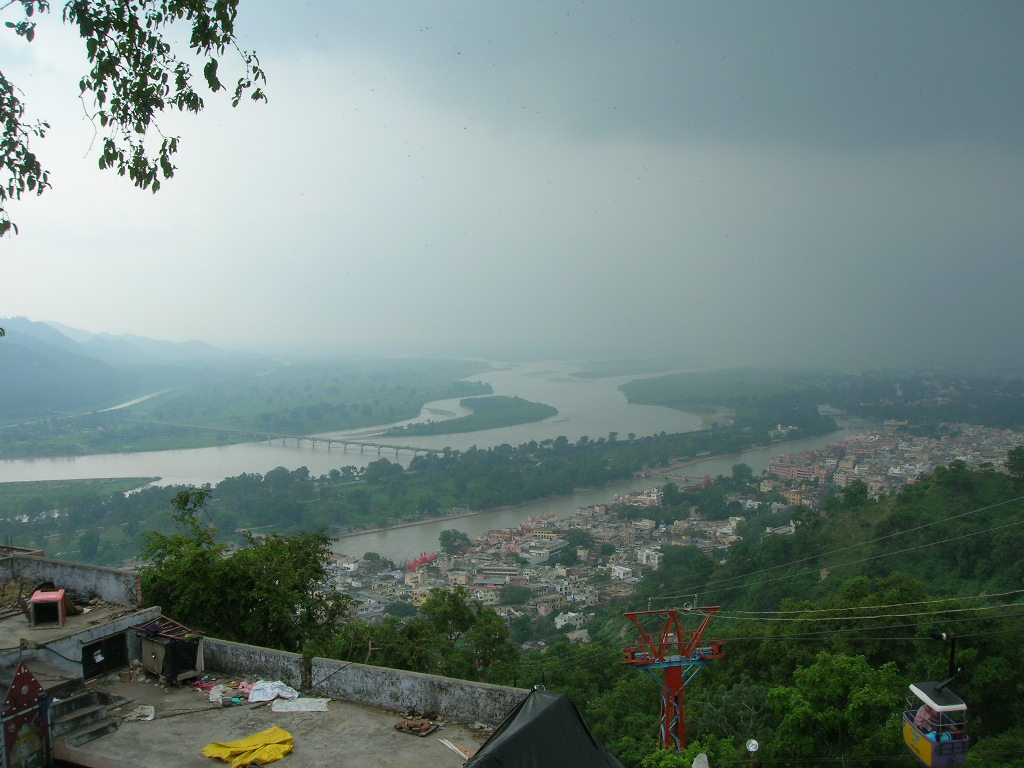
[124,418,442,457]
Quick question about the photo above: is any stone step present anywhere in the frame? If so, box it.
[50,690,100,714]
[53,716,118,749]
[51,701,109,739]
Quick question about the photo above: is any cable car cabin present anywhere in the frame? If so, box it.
[903,682,969,767]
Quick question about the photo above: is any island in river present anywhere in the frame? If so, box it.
[381,395,557,437]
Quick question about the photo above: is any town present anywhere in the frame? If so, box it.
[329,422,1024,646]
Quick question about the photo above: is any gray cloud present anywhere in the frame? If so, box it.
[2,2,1022,369]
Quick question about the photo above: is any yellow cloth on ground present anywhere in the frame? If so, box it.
[202,725,294,767]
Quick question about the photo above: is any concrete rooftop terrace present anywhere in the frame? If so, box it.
[65,673,489,768]
[0,602,138,651]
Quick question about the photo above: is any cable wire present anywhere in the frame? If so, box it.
[716,611,1024,641]
[651,494,1024,602]
[656,511,1024,601]
[717,600,1024,623]
[717,588,1024,616]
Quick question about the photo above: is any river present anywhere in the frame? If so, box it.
[331,425,862,563]
[0,360,862,563]
[0,362,702,486]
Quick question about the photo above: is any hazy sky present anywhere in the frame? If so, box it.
[2,2,1022,368]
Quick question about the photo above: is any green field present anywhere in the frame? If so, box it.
[382,395,558,437]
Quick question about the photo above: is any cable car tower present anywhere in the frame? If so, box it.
[623,604,724,751]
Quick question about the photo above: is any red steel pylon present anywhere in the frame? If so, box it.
[622,607,724,750]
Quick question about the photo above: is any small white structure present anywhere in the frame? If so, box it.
[554,611,586,630]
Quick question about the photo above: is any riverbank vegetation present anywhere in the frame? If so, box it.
[0,478,157,508]
[0,357,491,459]
[0,413,245,458]
[622,368,1024,431]
[382,395,557,436]
[0,396,836,565]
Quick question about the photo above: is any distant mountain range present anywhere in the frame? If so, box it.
[0,317,275,422]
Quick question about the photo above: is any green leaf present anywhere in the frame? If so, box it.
[203,58,221,92]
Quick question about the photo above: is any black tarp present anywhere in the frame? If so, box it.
[465,689,626,768]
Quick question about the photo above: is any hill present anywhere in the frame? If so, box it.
[0,317,274,422]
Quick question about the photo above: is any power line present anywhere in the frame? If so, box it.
[717,588,1024,616]
[717,611,1024,641]
[717,600,1024,624]
[652,494,1024,602]
[726,625,1024,644]
[505,613,1024,678]
[509,598,1024,673]
[654,507,1024,602]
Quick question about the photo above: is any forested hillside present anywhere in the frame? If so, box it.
[498,463,1024,767]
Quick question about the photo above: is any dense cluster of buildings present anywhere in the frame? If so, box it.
[329,487,787,643]
[764,423,1024,508]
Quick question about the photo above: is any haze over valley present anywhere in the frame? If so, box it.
[2,2,1022,370]
[2,4,1024,766]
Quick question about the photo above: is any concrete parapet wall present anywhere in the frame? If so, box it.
[201,638,303,689]
[192,639,527,725]
[311,657,528,726]
[5,555,141,607]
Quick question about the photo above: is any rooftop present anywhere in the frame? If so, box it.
[65,672,488,768]
[0,551,525,768]
[0,601,137,652]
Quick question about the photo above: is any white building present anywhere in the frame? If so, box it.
[554,611,587,630]
[637,548,663,569]
[610,564,633,581]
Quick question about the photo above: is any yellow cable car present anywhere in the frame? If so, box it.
[902,681,969,767]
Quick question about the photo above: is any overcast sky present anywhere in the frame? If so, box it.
[2,1,1022,368]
